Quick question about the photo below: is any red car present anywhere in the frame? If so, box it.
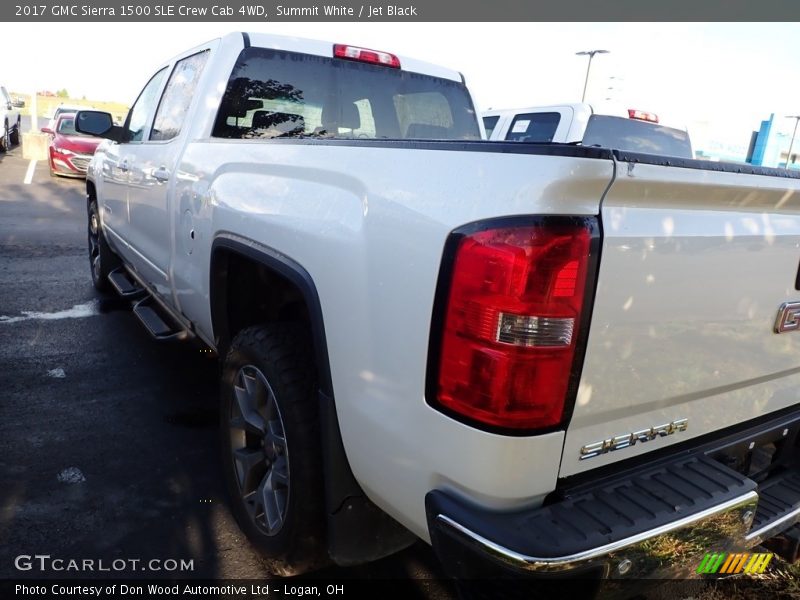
[42,113,102,178]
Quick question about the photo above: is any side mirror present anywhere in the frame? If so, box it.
[75,110,124,142]
[6,102,11,111]
[41,127,53,135]
[75,110,113,135]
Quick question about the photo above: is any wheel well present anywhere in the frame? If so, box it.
[209,240,415,564]
[86,180,97,209]
[211,246,312,356]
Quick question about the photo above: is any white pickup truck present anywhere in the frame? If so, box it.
[483,103,694,159]
[75,32,800,583]
[1,85,21,152]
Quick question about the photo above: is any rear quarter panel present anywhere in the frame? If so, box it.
[176,140,614,539]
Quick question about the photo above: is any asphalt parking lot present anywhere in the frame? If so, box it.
[0,142,453,596]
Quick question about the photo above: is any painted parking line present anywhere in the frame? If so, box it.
[0,301,99,324]
[24,159,37,184]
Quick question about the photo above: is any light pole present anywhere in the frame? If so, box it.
[786,115,800,170]
[576,50,609,103]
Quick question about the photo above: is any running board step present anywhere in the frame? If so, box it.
[132,297,191,342]
[108,267,146,299]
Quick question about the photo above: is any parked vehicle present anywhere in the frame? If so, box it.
[42,113,103,178]
[0,85,21,152]
[75,32,800,584]
[483,102,694,158]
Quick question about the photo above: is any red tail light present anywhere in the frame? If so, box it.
[333,44,401,68]
[429,218,597,431]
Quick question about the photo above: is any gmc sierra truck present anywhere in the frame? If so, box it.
[76,32,800,584]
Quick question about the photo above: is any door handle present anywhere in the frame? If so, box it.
[153,166,170,183]
[118,159,129,172]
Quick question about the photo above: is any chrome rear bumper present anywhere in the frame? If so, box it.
[432,491,758,579]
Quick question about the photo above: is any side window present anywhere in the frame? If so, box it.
[151,51,209,142]
[126,68,168,142]
[505,112,561,143]
[483,115,500,138]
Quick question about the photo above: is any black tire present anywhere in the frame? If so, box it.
[87,199,120,292]
[9,119,20,146]
[0,121,8,153]
[220,323,327,576]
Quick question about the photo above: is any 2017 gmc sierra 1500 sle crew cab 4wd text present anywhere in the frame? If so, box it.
[74,32,800,585]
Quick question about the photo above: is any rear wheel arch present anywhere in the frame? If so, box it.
[210,238,332,572]
[86,180,98,210]
[209,237,333,397]
[9,117,20,145]
[209,236,416,565]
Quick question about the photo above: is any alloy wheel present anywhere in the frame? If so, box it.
[229,365,290,536]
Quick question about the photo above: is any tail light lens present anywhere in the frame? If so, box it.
[429,218,597,431]
[333,44,401,68]
[628,109,659,123]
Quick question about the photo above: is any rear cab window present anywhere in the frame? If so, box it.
[582,115,693,158]
[504,112,561,142]
[212,47,480,141]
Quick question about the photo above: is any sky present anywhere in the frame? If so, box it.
[6,22,800,155]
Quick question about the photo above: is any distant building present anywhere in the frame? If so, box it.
[694,143,748,163]
[746,113,799,169]
[690,120,750,163]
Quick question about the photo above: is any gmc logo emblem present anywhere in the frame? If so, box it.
[775,302,800,333]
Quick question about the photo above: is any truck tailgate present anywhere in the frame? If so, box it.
[561,159,800,477]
